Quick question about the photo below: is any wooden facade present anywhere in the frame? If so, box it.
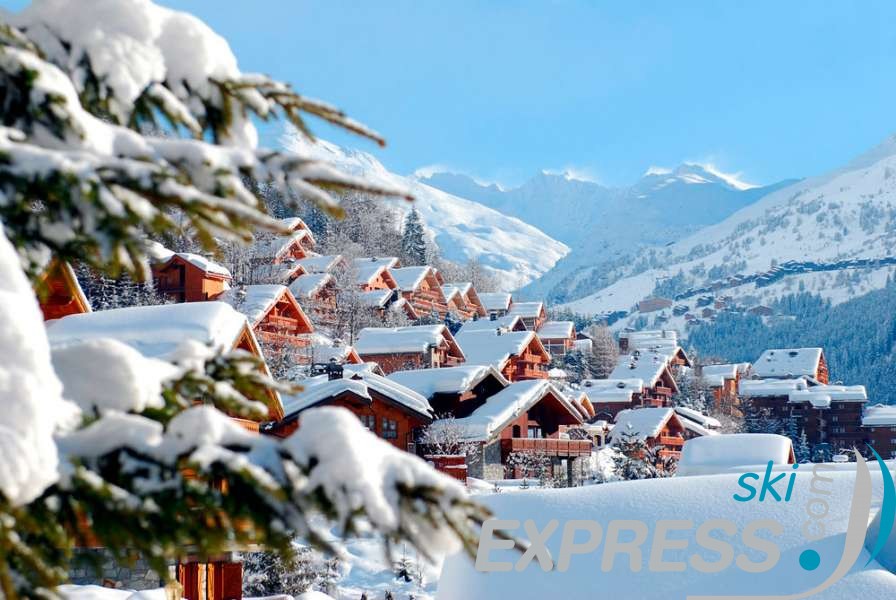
[153,254,231,303]
[500,334,551,382]
[393,266,449,318]
[37,259,91,320]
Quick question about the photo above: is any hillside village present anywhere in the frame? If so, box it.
[36,204,896,597]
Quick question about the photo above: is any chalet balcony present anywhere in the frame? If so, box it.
[500,437,592,457]
[658,449,682,460]
[654,386,673,397]
[658,435,684,447]
[257,330,312,348]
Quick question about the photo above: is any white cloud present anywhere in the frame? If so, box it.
[691,162,758,190]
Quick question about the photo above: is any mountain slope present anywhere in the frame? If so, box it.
[283,134,569,290]
[559,133,896,331]
[422,165,792,300]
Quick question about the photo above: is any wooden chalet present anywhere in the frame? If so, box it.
[267,367,433,451]
[310,343,363,365]
[610,407,687,462]
[217,284,314,355]
[608,348,680,406]
[443,379,591,484]
[478,292,513,318]
[353,257,399,292]
[391,266,449,318]
[441,282,487,320]
[388,364,510,417]
[740,377,867,452]
[297,254,346,275]
[581,378,646,421]
[753,347,829,384]
[354,324,465,374]
[537,320,576,357]
[289,273,338,327]
[358,288,420,321]
[455,329,551,382]
[507,301,547,331]
[457,314,526,334]
[251,259,308,286]
[37,259,91,320]
[701,362,750,414]
[862,404,896,459]
[152,252,233,303]
[251,219,316,266]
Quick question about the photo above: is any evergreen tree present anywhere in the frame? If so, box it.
[611,427,660,480]
[400,208,428,265]
[0,4,484,596]
[796,429,812,463]
[586,324,619,378]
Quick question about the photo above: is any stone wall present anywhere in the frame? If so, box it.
[69,549,163,591]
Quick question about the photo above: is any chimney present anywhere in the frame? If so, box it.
[326,359,344,381]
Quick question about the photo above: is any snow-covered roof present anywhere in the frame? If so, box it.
[788,384,867,408]
[678,433,794,476]
[739,378,808,397]
[581,378,643,403]
[279,216,312,235]
[310,344,359,365]
[674,406,722,429]
[391,266,435,292]
[353,256,399,270]
[620,329,679,349]
[507,301,544,319]
[478,292,512,312]
[281,370,432,419]
[354,263,393,286]
[251,260,306,285]
[548,368,567,379]
[252,230,313,261]
[457,315,524,335]
[387,365,509,398]
[537,320,574,339]
[700,363,739,386]
[455,329,542,369]
[442,284,462,303]
[443,281,472,298]
[47,302,250,361]
[753,347,823,379]
[217,284,290,326]
[610,407,677,443]
[157,252,231,278]
[608,350,670,388]
[355,324,462,357]
[448,380,581,441]
[863,404,896,427]
[358,289,398,308]
[297,254,343,274]
[289,273,334,299]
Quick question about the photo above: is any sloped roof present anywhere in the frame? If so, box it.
[354,263,394,287]
[538,320,575,340]
[455,329,545,369]
[359,288,397,308]
[610,407,678,443]
[753,348,823,379]
[391,266,435,292]
[217,284,292,327]
[281,370,432,419]
[507,301,545,319]
[581,378,643,404]
[863,404,896,427]
[447,379,581,441]
[609,349,673,389]
[701,363,740,386]
[157,252,231,278]
[47,302,250,360]
[252,230,313,261]
[457,315,524,335]
[739,378,808,397]
[387,365,509,398]
[788,384,867,408]
[289,273,334,299]
[478,292,512,312]
[355,324,463,358]
[441,284,462,303]
[297,254,344,274]
[251,261,307,285]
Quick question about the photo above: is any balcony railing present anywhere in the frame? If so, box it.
[654,386,673,397]
[658,449,681,460]
[658,435,684,446]
[500,437,592,457]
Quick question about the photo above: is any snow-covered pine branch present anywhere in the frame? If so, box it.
[0,2,481,597]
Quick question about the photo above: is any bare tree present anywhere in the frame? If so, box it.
[587,324,619,378]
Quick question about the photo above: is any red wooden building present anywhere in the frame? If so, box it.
[391,266,449,318]
[441,282,487,320]
[581,378,648,422]
[354,324,465,374]
[610,407,687,462]
[536,320,576,357]
[457,314,526,334]
[37,259,91,321]
[289,273,338,327]
[388,364,510,418]
[862,404,896,459]
[478,292,513,318]
[455,329,551,382]
[353,257,400,292]
[752,347,829,384]
[507,301,547,331]
[217,284,314,357]
[444,379,591,483]
[268,367,433,451]
[152,252,233,303]
[701,362,750,414]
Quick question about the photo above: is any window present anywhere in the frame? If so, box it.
[360,415,376,431]
[381,418,398,439]
[527,426,542,439]
[831,415,839,422]
[831,426,846,434]
[890,427,896,433]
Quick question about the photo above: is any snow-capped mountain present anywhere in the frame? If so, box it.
[282,133,569,290]
[559,133,896,332]
[422,164,792,301]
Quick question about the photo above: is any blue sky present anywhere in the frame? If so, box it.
[7,1,896,187]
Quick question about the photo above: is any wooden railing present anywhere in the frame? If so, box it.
[658,449,682,460]
[500,437,592,457]
[658,435,684,446]
[654,386,673,397]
